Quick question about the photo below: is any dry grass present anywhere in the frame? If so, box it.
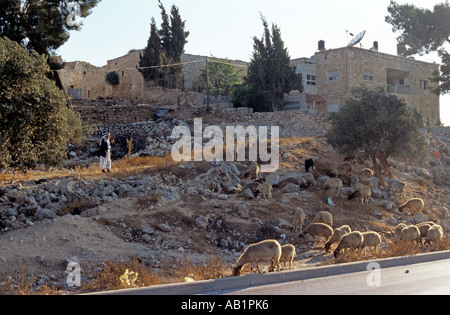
[81,255,229,294]
[0,155,179,184]
[333,239,450,265]
[0,268,58,295]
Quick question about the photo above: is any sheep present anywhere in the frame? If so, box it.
[399,225,421,243]
[305,158,315,173]
[359,168,374,180]
[331,162,353,177]
[302,173,315,187]
[334,231,364,258]
[299,223,333,247]
[416,222,436,243]
[232,240,282,276]
[311,211,333,227]
[256,182,273,199]
[291,208,306,233]
[399,198,425,214]
[425,225,444,245]
[324,225,352,252]
[348,185,372,205]
[361,231,382,255]
[323,178,343,196]
[395,223,407,243]
[280,244,296,270]
[243,162,260,181]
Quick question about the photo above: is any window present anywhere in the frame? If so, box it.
[328,71,339,82]
[363,74,374,82]
[307,74,316,86]
[420,80,429,90]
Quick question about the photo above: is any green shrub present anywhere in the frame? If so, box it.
[0,37,83,168]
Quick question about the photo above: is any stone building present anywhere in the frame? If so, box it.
[59,50,248,104]
[288,43,440,124]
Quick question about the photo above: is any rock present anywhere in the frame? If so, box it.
[237,204,249,219]
[195,216,209,229]
[413,213,430,224]
[34,208,56,221]
[157,223,172,232]
[386,217,398,226]
[80,206,107,218]
[242,188,255,199]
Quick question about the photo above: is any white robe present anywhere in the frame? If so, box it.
[100,138,111,170]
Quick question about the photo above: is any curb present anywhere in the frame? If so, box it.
[91,250,450,295]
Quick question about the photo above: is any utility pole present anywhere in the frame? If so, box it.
[206,56,210,113]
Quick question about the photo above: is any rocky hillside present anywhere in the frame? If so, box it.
[0,101,449,292]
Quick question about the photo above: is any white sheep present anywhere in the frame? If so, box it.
[323,178,343,196]
[331,162,353,177]
[395,223,407,243]
[280,244,296,270]
[233,239,282,276]
[334,231,364,258]
[291,208,306,233]
[399,198,425,214]
[324,225,352,252]
[361,231,382,255]
[256,182,273,199]
[311,211,333,227]
[359,168,374,180]
[416,222,436,243]
[348,185,372,205]
[302,173,315,187]
[399,225,421,243]
[299,223,333,247]
[425,225,444,245]
[243,162,260,181]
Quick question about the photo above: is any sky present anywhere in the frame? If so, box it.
[56,0,450,126]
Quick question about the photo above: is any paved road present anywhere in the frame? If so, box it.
[218,259,450,295]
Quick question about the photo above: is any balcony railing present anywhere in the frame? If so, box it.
[387,84,412,95]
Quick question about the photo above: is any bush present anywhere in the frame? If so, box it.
[0,37,83,168]
[105,71,120,86]
[231,84,272,112]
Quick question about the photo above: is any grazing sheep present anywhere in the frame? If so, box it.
[291,208,306,233]
[256,182,273,199]
[425,225,444,245]
[361,231,382,255]
[334,231,364,258]
[233,240,282,276]
[331,162,353,177]
[395,223,408,243]
[324,225,352,252]
[359,168,374,180]
[348,185,372,205]
[243,162,260,181]
[305,159,315,173]
[299,223,333,247]
[323,178,343,196]
[280,244,296,270]
[399,225,421,243]
[416,222,436,243]
[399,198,425,214]
[302,173,315,187]
[312,211,333,227]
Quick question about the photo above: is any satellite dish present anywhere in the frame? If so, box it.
[347,30,366,47]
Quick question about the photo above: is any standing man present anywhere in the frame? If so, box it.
[100,133,114,173]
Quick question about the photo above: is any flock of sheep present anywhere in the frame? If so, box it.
[232,161,445,277]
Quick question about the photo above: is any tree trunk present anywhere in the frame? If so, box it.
[372,153,386,187]
[376,151,392,178]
